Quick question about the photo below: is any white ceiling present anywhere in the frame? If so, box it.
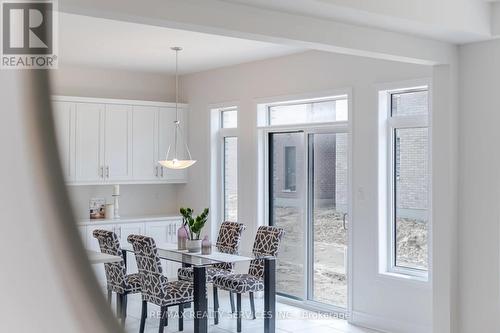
[223,0,494,44]
[59,13,304,74]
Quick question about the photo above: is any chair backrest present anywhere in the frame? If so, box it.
[92,229,128,293]
[214,221,246,271]
[248,226,285,279]
[127,234,166,305]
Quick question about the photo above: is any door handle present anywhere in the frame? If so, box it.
[342,213,348,230]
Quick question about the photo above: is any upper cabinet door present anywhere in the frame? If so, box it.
[75,103,104,183]
[158,107,187,182]
[132,106,159,181]
[52,101,75,182]
[104,105,133,182]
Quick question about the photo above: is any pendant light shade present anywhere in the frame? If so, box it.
[158,47,196,170]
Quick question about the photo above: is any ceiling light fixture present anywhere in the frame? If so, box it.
[158,47,196,170]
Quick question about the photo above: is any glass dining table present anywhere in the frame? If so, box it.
[121,244,277,333]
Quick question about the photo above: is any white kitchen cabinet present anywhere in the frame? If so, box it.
[82,218,182,281]
[75,103,104,183]
[52,96,189,185]
[52,101,75,181]
[158,107,187,182]
[132,106,160,181]
[104,104,133,181]
[78,226,87,248]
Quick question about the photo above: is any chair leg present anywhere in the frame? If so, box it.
[139,301,147,333]
[229,291,236,313]
[164,307,168,327]
[116,294,122,319]
[107,289,112,306]
[121,294,128,325]
[236,293,242,333]
[249,292,256,320]
[213,286,219,325]
[158,306,167,333]
[178,303,184,331]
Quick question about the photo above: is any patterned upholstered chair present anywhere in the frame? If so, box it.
[92,229,141,325]
[213,226,285,332]
[177,221,246,321]
[127,234,193,333]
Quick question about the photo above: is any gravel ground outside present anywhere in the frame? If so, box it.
[275,208,427,307]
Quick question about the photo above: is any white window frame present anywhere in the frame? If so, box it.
[378,80,432,282]
[256,88,354,315]
[210,104,239,241]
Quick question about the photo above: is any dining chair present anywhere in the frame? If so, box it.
[213,225,285,332]
[177,221,246,321]
[127,234,193,333]
[92,229,141,325]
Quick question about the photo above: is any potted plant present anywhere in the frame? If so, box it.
[180,207,209,253]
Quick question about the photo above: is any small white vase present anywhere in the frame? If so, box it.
[186,239,202,253]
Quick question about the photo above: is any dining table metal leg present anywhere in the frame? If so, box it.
[264,258,276,333]
[183,263,192,309]
[193,266,208,333]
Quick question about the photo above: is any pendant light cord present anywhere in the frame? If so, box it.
[174,48,179,159]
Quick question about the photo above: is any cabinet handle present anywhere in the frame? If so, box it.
[155,166,158,177]
[99,166,103,178]
[161,167,164,177]
[106,166,110,178]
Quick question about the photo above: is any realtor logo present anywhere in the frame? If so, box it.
[1,0,58,69]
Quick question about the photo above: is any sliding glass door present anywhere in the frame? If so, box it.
[269,130,350,310]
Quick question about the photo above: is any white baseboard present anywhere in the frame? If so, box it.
[350,311,432,333]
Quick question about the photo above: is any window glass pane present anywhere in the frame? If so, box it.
[391,90,428,117]
[394,127,429,270]
[284,146,296,192]
[222,110,237,128]
[311,132,348,307]
[224,137,238,221]
[269,98,348,126]
[270,132,306,300]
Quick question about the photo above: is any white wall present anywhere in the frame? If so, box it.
[50,66,183,219]
[68,184,180,219]
[179,50,433,332]
[458,39,500,333]
[50,65,177,101]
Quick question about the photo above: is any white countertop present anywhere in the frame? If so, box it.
[77,214,182,226]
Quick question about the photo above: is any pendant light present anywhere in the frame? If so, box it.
[158,47,196,170]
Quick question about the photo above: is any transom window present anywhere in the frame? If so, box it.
[221,108,237,128]
[266,95,348,126]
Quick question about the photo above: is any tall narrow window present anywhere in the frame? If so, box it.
[218,107,238,222]
[385,87,430,277]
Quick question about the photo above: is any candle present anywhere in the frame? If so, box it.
[113,184,120,196]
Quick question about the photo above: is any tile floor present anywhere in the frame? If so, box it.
[114,287,378,333]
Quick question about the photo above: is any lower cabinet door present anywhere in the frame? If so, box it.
[115,222,145,275]
[78,226,87,248]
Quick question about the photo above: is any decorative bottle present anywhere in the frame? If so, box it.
[201,235,212,255]
[177,224,188,250]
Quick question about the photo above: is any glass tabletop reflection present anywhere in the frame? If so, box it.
[122,243,255,267]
